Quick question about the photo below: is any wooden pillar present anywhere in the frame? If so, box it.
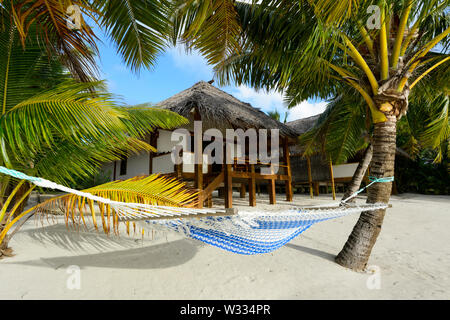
[269,180,276,204]
[240,183,246,198]
[113,161,117,181]
[307,156,314,198]
[207,195,213,208]
[175,164,182,179]
[193,109,203,208]
[206,176,213,208]
[314,182,320,196]
[283,138,293,202]
[148,131,159,175]
[328,158,336,200]
[224,164,233,208]
[269,165,276,205]
[249,164,256,207]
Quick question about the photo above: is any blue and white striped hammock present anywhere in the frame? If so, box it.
[142,204,388,255]
[0,166,390,255]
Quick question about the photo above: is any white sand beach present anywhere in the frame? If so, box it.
[1,193,449,300]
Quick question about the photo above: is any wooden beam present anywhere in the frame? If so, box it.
[193,109,203,208]
[175,164,182,179]
[328,158,336,200]
[207,195,213,208]
[307,156,314,199]
[314,182,320,196]
[229,171,290,181]
[249,164,256,207]
[224,164,233,208]
[240,183,246,198]
[269,165,276,205]
[283,138,293,202]
[202,172,224,198]
[269,179,276,204]
[149,131,158,175]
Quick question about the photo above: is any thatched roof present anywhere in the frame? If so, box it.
[155,81,298,138]
[286,114,413,159]
[286,114,321,156]
[286,114,321,135]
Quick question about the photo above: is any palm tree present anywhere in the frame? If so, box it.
[174,0,450,270]
[1,0,175,81]
[300,89,448,203]
[0,16,189,257]
[268,109,289,123]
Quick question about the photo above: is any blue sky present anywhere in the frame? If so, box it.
[95,36,327,122]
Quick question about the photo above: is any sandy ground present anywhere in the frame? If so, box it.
[0,192,449,300]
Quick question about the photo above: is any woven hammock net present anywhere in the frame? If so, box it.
[139,204,387,255]
[0,166,389,255]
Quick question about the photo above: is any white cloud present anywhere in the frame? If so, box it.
[232,85,284,111]
[287,100,328,122]
[167,46,213,78]
[231,85,327,122]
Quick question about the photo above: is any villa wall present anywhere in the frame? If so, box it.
[101,129,210,181]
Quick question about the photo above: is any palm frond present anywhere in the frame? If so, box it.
[4,0,99,81]
[33,175,199,234]
[93,0,171,72]
[0,80,127,157]
[119,105,189,138]
[29,136,154,185]
[171,0,242,66]
[299,94,368,163]
[420,93,450,162]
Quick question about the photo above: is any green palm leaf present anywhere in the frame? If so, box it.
[93,0,172,72]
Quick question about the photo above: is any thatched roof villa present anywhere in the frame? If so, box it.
[103,81,298,209]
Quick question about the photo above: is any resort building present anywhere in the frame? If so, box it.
[103,81,298,208]
[286,115,360,200]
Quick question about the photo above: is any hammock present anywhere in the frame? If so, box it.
[139,204,388,254]
[0,166,391,255]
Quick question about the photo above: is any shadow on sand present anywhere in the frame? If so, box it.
[8,224,202,270]
[285,243,336,262]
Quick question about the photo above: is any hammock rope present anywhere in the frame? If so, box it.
[341,176,395,204]
[0,166,393,255]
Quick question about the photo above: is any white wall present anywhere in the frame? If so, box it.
[101,129,211,181]
[333,163,359,179]
[182,152,209,173]
[152,154,175,174]
[157,129,184,153]
[113,152,150,181]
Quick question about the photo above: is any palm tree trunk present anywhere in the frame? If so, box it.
[12,182,31,218]
[0,181,31,258]
[335,115,397,271]
[341,144,373,203]
[0,227,11,258]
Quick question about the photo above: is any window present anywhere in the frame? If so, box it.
[120,158,127,176]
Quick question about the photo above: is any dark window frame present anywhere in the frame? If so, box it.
[119,158,127,176]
